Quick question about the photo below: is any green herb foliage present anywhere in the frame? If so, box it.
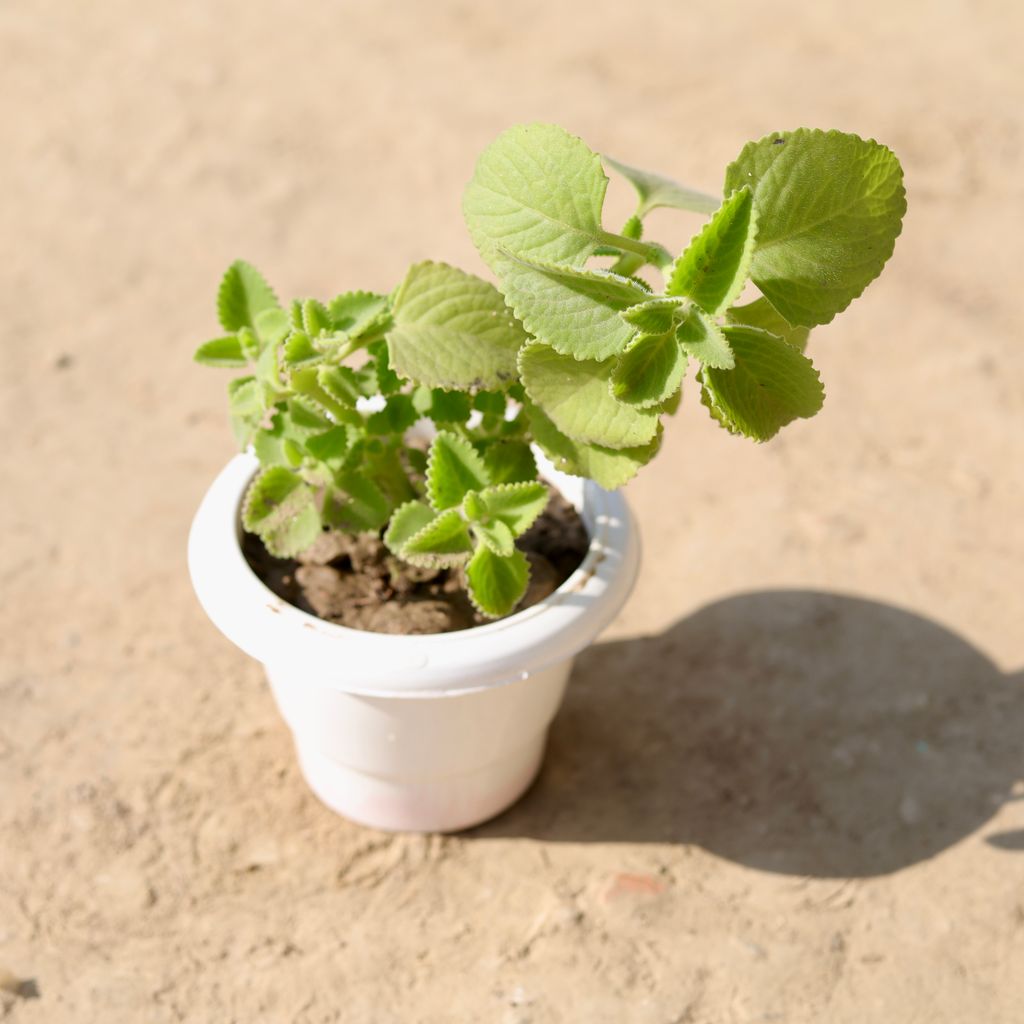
[197,124,905,617]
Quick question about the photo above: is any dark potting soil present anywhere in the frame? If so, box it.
[242,489,590,635]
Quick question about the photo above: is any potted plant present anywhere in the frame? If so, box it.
[188,124,905,831]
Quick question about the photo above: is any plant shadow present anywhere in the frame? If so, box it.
[473,590,1024,877]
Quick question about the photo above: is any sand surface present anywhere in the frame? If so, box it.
[2,0,1023,1020]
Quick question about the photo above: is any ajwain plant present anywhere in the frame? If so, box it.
[196,124,905,618]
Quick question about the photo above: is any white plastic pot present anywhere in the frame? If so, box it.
[188,452,639,832]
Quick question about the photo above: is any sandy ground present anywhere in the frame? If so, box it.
[2,0,1023,1020]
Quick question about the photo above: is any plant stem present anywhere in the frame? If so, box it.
[596,230,672,270]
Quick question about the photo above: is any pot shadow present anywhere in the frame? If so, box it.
[473,590,1024,877]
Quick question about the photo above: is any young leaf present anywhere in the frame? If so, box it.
[489,249,649,361]
[471,519,515,558]
[666,187,757,315]
[676,309,735,369]
[724,129,906,327]
[325,471,390,532]
[217,261,280,333]
[387,262,528,390]
[402,508,474,567]
[302,299,331,337]
[426,431,491,510]
[482,440,537,485]
[242,467,321,557]
[464,123,608,267]
[603,154,720,217]
[527,402,659,490]
[700,325,824,441]
[726,297,811,353]
[327,291,391,336]
[620,297,685,334]
[317,366,364,407]
[254,307,290,347]
[384,500,437,555]
[610,330,686,409]
[477,481,549,535]
[518,342,660,450]
[227,376,263,447]
[466,546,530,619]
[283,331,320,368]
[368,340,402,396]
[194,336,247,368]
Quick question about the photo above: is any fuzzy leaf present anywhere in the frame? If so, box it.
[478,481,549,536]
[327,291,390,336]
[676,309,735,369]
[242,467,321,557]
[427,431,491,510]
[466,546,530,619]
[288,367,360,425]
[472,519,515,557]
[412,387,473,425]
[610,330,686,409]
[317,366,365,407]
[301,299,331,337]
[227,376,262,448]
[384,500,437,554]
[325,471,390,532]
[527,402,659,490]
[518,342,660,449]
[603,154,720,217]
[490,249,648,361]
[620,297,685,334]
[387,262,528,391]
[194,336,247,368]
[667,187,757,315]
[305,425,350,465]
[282,331,320,368]
[726,297,811,353]
[701,326,824,441]
[482,440,537,485]
[724,129,906,327]
[464,123,608,267]
[217,261,280,333]
[254,308,290,348]
[402,508,474,567]
[366,394,418,436]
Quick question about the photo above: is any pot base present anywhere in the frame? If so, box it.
[295,733,546,833]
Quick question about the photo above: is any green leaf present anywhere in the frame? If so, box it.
[620,297,685,334]
[327,291,390,336]
[518,342,660,450]
[242,467,321,557]
[603,154,720,217]
[666,187,757,315]
[227,376,263,448]
[610,330,686,409]
[367,340,402,396]
[302,299,331,337]
[471,518,515,557]
[426,431,491,510]
[387,262,528,390]
[527,401,659,490]
[238,327,261,361]
[413,387,473,424]
[724,129,906,327]
[282,330,320,368]
[217,261,280,333]
[384,500,437,555]
[675,308,735,369]
[726,297,811,353]
[477,481,549,536]
[489,248,648,361]
[317,366,364,407]
[254,307,290,347]
[482,440,537,485]
[366,394,418,436]
[325,471,390,532]
[288,367,360,424]
[194,336,247,368]
[700,325,825,441]
[305,425,350,465]
[466,546,530,619]
[402,508,474,567]
[464,123,608,267]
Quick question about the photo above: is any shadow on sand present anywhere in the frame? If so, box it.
[473,590,1024,877]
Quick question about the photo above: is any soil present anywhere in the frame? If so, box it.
[242,489,590,634]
